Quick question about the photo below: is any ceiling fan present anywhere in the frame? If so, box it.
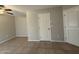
[0,5,13,15]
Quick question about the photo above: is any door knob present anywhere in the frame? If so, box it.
[48,28,50,30]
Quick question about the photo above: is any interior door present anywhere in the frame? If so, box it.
[38,13,51,41]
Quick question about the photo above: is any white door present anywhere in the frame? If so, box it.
[38,13,51,41]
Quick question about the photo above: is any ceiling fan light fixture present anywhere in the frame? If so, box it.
[0,5,13,15]
[5,9,12,11]
[0,12,4,14]
[0,9,4,14]
[0,5,5,9]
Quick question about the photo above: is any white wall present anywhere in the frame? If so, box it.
[0,14,15,43]
[63,6,79,46]
[26,11,40,41]
[26,7,64,42]
[15,16,27,37]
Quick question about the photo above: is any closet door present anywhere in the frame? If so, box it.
[38,13,51,41]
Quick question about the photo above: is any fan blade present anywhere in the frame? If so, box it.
[0,5,5,8]
[5,9,12,11]
[7,12,13,15]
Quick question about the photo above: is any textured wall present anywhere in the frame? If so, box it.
[0,15,15,43]
[26,11,40,41]
[63,6,79,46]
[15,16,27,37]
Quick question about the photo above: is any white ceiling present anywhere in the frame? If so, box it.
[5,5,60,16]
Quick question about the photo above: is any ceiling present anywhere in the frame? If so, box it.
[5,5,61,16]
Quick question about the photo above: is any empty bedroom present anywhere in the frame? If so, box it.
[0,5,79,54]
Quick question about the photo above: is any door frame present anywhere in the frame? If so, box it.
[38,13,51,41]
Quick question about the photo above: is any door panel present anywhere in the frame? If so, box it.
[38,13,51,41]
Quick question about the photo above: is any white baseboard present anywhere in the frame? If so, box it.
[65,41,79,47]
[0,35,15,44]
[28,39,64,42]
[51,40,65,42]
[16,35,27,37]
[28,40,40,41]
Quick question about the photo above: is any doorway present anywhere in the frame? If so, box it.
[38,13,51,41]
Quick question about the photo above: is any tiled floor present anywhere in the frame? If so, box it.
[0,37,79,54]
